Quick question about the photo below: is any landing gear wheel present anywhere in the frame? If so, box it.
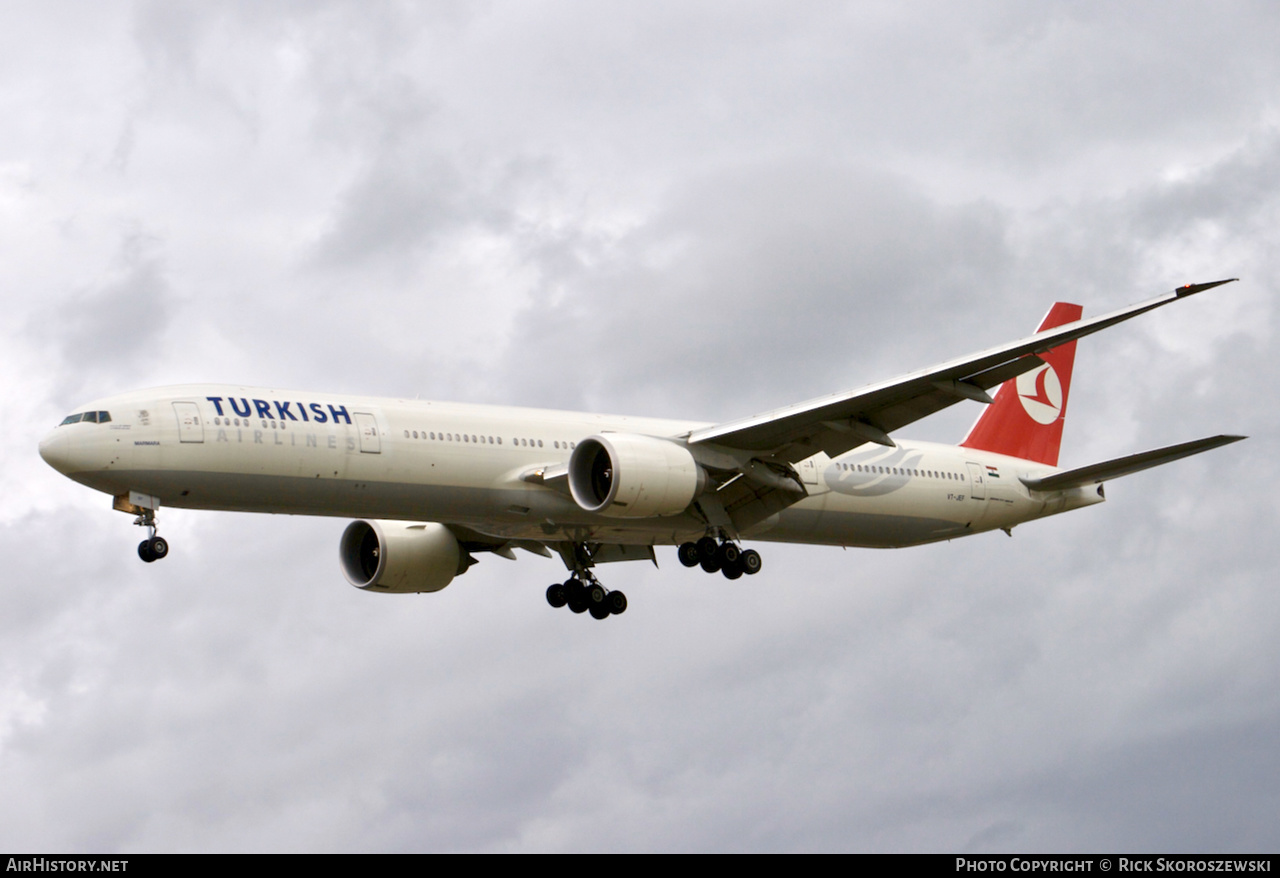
[138,540,156,563]
[717,542,740,567]
[722,561,743,580]
[696,536,719,562]
[566,579,589,613]
[149,536,169,560]
[546,582,568,608]
[587,584,606,606]
[700,554,721,574]
[677,542,700,567]
[740,549,762,575]
[589,604,611,620]
[607,591,628,615]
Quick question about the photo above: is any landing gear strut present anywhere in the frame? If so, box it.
[678,535,761,580]
[546,542,627,620]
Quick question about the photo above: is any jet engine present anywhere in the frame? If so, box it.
[340,520,463,593]
[568,433,705,518]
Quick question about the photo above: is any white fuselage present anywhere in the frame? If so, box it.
[39,384,1103,549]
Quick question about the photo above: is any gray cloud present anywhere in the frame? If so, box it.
[37,230,173,404]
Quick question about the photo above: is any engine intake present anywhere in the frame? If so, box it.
[568,433,704,518]
[340,520,463,593]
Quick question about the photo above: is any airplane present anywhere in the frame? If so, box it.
[39,279,1245,620]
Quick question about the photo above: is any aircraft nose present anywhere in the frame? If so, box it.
[38,429,73,474]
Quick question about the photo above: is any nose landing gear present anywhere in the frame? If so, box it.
[131,504,169,563]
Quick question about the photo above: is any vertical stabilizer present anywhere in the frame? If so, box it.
[960,302,1083,466]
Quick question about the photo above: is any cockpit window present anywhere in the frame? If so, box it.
[58,411,112,426]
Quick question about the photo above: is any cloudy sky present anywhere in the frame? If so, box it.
[3,1,1277,853]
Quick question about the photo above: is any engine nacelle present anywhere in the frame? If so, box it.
[568,433,705,518]
[340,520,462,593]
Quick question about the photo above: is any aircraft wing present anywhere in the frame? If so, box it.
[687,280,1237,464]
[1019,435,1245,492]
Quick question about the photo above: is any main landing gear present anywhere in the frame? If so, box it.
[546,575,628,620]
[133,506,169,563]
[678,536,761,580]
[546,542,627,620]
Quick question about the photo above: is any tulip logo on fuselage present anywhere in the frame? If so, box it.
[1016,363,1062,425]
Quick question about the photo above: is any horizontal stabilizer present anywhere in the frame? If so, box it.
[1020,435,1245,492]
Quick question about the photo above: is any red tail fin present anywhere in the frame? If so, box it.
[959,302,1083,466]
